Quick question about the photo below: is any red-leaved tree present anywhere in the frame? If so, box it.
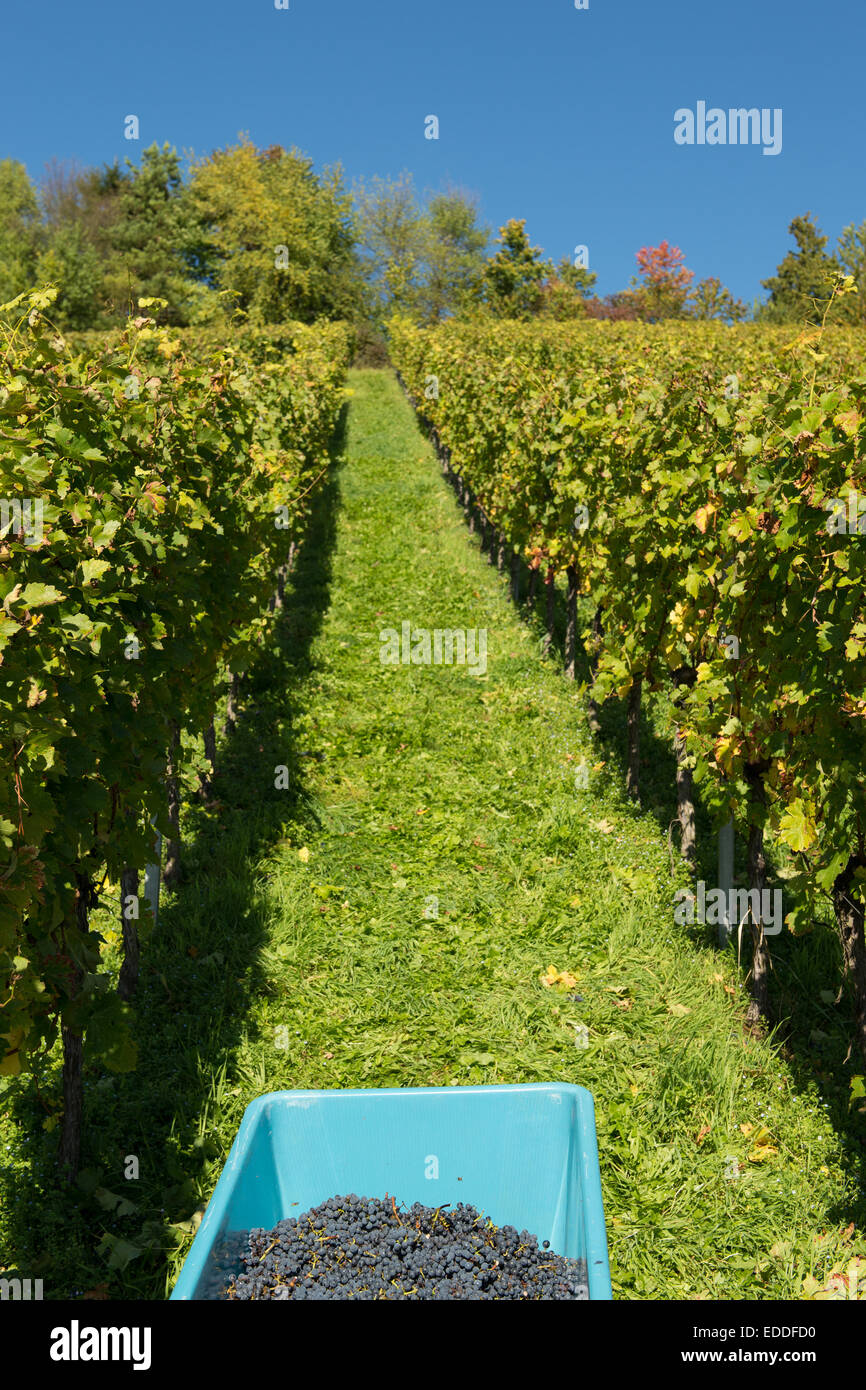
[632,240,694,319]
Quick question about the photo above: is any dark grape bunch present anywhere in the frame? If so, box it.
[223,1194,589,1300]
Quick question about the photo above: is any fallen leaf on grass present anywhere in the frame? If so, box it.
[297,847,310,863]
[695,1124,712,1146]
[667,1002,691,1017]
[592,819,616,834]
[614,999,633,1011]
[540,965,580,990]
[747,1125,778,1163]
[802,1257,865,1300]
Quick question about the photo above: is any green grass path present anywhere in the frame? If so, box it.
[1,369,860,1299]
[213,370,856,1298]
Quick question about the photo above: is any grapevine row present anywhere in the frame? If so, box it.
[391,312,866,1066]
[0,289,350,1173]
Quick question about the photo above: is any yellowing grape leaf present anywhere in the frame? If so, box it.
[695,503,716,533]
[0,1050,21,1077]
[80,559,111,585]
[833,408,860,437]
[778,801,817,852]
[714,734,741,775]
[0,1025,24,1075]
[728,515,754,542]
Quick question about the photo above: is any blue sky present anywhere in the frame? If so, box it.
[2,0,863,305]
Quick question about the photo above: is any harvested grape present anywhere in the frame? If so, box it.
[224,1194,589,1300]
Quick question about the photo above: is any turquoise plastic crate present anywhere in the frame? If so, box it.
[170,1082,611,1300]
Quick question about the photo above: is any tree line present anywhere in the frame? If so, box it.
[0,139,863,332]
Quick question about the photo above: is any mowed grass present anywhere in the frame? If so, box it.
[1,368,863,1300]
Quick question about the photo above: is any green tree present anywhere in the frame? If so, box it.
[483,219,550,319]
[759,213,844,324]
[36,222,103,329]
[36,160,124,329]
[41,158,121,252]
[353,173,427,323]
[690,276,748,323]
[105,143,209,324]
[419,191,488,322]
[540,254,598,319]
[836,220,866,324]
[0,160,41,306]
[190,140,363,325]
[354,176,488,326]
